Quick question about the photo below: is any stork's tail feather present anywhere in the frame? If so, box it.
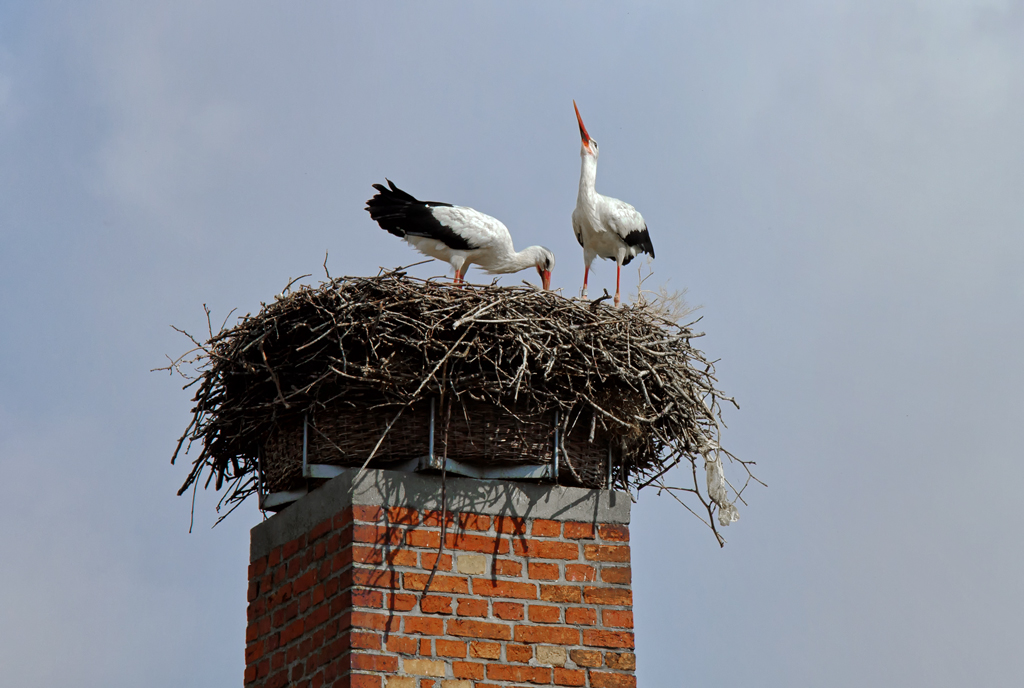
[365,179,426,238]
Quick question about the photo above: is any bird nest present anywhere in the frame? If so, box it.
[166,269,758,542]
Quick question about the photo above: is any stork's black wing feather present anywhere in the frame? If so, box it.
[623,225,655,259]
[365,179,476,251]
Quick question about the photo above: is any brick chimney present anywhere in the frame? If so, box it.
[244,468,635,688]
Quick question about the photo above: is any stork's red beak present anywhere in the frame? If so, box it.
[573,100,591,146]
[542,270,551,290]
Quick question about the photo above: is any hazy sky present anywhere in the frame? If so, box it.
[2,2,1023,686]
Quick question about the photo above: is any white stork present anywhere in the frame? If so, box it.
[366,180,554,289]
[571,101,655,307]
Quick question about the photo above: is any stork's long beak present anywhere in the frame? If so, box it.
[542,270,551,290]
[573,100,591,146]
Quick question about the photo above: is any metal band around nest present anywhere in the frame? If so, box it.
[259,400,611,512]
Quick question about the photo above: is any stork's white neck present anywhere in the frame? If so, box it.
[487,245,548,275]
[578,153,598,201]
[490,245,541,274]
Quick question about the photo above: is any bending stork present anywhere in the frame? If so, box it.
[366,180,554,289]
[571,101,655,307]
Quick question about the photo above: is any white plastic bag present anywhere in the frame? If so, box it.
[705,451,739,526]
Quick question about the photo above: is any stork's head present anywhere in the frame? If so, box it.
[534,247,555,290]
[574,100,599,158]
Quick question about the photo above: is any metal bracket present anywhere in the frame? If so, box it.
[607,441,613,490]
[260,488,308,512]
[552,410,560,483]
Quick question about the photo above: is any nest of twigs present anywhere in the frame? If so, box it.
[165,268,759,542]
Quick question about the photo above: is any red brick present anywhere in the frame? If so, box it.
[563,522,596,539]
[446,619,512,640]
[456,513,492,531]
[310,583,326,606]
[539,585,581,603]
[245,640,263,664]
[469,641,501,659]
[389,549,419,567]
[272,600,299,627]
[472,578,537,600]
[435,639,467,658]
[404,616,445,635]
[569,649,602,667]
[420,509,457,528]
[351,654,399,672]
[600,567,631,584]
[528,562,560,580]
[528,605,561,623]
[456,598,489,617]
[387,506,419,524]
[304,604,330,631]
[487,664,553,683]
[582,629,634,649]
[247,580,260,602]
[280,618,304,644]
[351,588,384,608]
[565,607,597,625]
[283,536,305,559]
[492,601,525,621]
[352,568,399,589]
[554,667,587,686]
[352,505,384,522]
[351,632,381,650]
[403,573,469,593]
[349,674,383,688]
[419,638,431,655]
[269,582,292,609]
[494,516,527,535]
[604,652,636,670]
[513,539,580,560]
[602,610,633,628]
[333,548,354,572]
[420,552,452,571]
[310,517,334,542]
[506,644,533,662]
[513,625,580,645]
[351,611,400,632]
[386,635,418,654]
[589,671,636,688]
[452,662,486,680]
[583,587,631,606]
[352,524,403,546]
[267,668,289,688]
[565,564,597,582]
[597,525,629,542]
[492,559,523,577]
[420,595,453,615]
[387,593,418,612]
[333,507,353,529]
[583,545,630,562]
[531,519,562,537]
[446,532,509,554]
[406,529,442,549]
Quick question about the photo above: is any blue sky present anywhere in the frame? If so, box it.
[2,2,1023,686]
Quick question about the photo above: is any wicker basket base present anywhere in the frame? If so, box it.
[261,400,612,494]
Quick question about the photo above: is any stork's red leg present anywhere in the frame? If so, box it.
[583,265,590,298]
[614,262,621,307]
